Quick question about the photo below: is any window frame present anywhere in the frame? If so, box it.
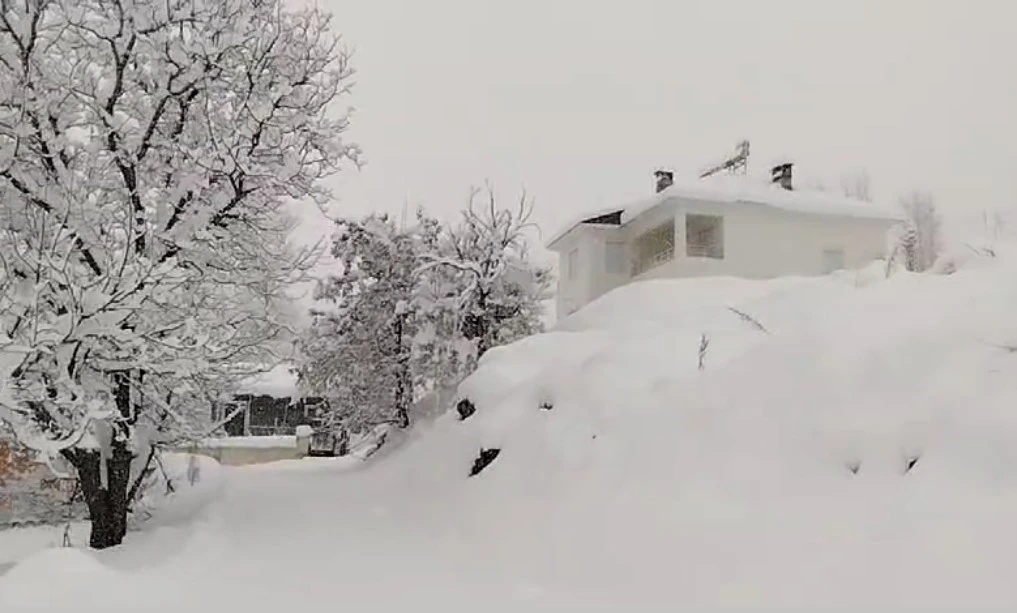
[822,248,846,273]
[685,213,725,259]
[633,219,676,275]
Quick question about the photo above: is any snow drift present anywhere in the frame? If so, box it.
[6,247,1017,608]
[365,247,1017,606]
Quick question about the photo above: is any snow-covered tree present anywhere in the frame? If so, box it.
[300,194,551,436]
[411,213,472,393]
[0,0,357,548]
[299,214,421,432]
[420,185,552,363]
[898,191,942,272]
[840,170,872,202]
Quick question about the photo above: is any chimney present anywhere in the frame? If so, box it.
[771,163,793,190]
[654,169,674,193]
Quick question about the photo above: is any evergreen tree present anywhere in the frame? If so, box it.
[300,214,420,431]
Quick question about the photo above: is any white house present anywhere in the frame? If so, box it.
[547,165,902,317]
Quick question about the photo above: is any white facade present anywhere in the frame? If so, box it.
[549,180,901,318]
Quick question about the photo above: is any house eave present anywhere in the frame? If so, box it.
[545,208,624,251]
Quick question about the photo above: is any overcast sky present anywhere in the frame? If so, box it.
[296,0,1017,255]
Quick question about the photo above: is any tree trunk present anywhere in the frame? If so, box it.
[63,445,134,549]
[393,313,411,428]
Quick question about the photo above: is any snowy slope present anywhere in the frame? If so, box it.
[5,248,1017,608]
[363,247,1017,606]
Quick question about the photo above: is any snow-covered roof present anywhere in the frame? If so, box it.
[544,205,627,249]
[237,364,299,398]
[546,173,903,250]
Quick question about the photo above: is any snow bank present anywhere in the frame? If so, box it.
[8,246,1017,608]
[132,452,224,527]
[365,245,1017,605]
[0,548,118,604]
[0,523,88,574]
[0,452,222,582]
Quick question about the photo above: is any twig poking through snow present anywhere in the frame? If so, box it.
[698,334,709,371]
[965,243,997,258]
[904,456,920,474]
[976,338,1017,354]
[727,306,770,334]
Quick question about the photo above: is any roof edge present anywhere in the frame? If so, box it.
[545,208,624,250]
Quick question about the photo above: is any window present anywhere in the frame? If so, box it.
[567,248,579,280]
[633,219,675,274]
[605,243,627,274]
[685,214,724,259]
[822,249,845,273]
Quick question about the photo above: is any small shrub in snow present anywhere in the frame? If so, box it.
[469,448,501,477]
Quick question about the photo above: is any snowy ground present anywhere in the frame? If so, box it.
[0,452,222,577]
[5,247,1017,608]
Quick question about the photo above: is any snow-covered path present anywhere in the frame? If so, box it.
[1,459,603,611]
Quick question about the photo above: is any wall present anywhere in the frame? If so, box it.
[555,196,895,317]
[179,430,312,467]
[633,201,892,282]
[188,445,301,466]
[554,226,625,318]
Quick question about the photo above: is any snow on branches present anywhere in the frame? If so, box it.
[419,185,553,361]
[0,0,357,547]
[301,214,420,431]
[299,187,552,433]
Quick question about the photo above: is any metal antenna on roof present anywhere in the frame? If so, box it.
[699,140,750,179]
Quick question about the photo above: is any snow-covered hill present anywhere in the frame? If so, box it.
[365,246,1017,605]
[6,246,1017,609]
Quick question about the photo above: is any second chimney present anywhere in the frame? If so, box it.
[654,169,674,193]
[771,163,793,190]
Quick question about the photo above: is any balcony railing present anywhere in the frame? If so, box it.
[633,246,674,276]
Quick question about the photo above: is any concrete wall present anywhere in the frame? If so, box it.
[187,445,300,467]
[181,430,312,467]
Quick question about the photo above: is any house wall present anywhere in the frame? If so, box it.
[554,226,625,318]
[555,196,896,316]
[631,199,893,282]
